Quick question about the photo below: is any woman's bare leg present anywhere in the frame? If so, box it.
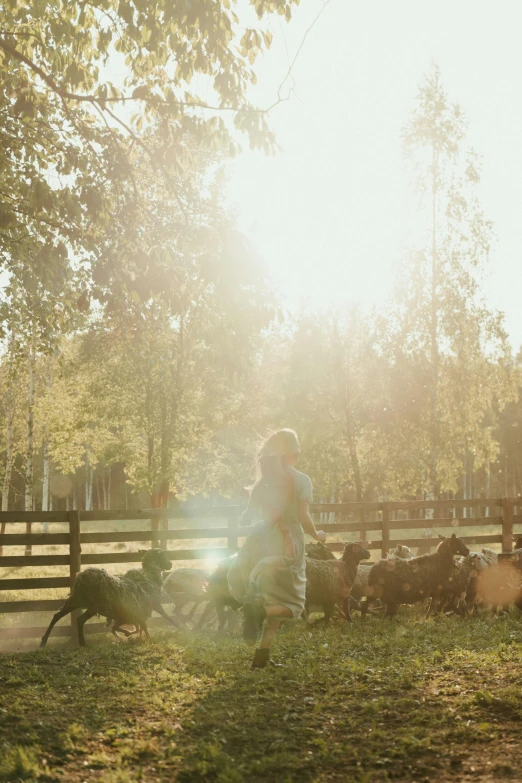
[259,604,292,649]
[259,618,280,648]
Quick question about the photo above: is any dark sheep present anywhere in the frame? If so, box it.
[305,541,336,561]
[436,553,486,615]
[305,540,365,614]
[40,549,180,648]
[193,556,242,634]
[305,543,371,623]
[361,534,470,618]
[163,567,210,624]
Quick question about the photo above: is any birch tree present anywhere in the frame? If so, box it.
[396,64,516,497]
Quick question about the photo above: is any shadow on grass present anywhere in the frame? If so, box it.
[0,611,521,782]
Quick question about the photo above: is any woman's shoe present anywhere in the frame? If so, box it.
[251,648,270,669]
[251,648,283,669]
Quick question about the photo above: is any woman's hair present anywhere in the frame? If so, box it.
[258,428,300,461]
[249,429,299,521]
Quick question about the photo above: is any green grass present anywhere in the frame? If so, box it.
[1,611,521,782]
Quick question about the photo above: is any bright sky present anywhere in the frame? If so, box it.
[227,0,522,349]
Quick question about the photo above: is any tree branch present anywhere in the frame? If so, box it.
[0,36,96,103]
[268,0,331,112]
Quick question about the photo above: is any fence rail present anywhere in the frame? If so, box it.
[0,498,520,644]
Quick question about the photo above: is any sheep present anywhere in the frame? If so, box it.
[435,553,486,615]
[350,564,371,603]
[163,567,210,624]
[352,542,414,612]
[40,549,180,648]
[480,547,498,566]
[480,549,522,613]
[361,533,470,619]
[305,541,378,612]
[390,544,414,560]
[305,541,367,615]
[305,541,336,561]
[305,542,371,623]
[194,556,242,634]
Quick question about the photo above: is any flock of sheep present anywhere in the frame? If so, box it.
[39,533,522,648]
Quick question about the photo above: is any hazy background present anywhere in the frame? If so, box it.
[227,0,522,348]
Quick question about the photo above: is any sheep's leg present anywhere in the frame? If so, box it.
[154,602,182,629]
[77,610,95,647]
[343,594,353,622]
[424,597,434,619]
[360,597,373,619]
[431,597,444,616]
[111,626,134,639]
[40,604,75,648]
[313,601,335,625]
[185,595,207,623]
[171,595,191,624]
[385,602,397,618]
[227,608,239,633]
[194,599,216,631]
[323,604,335,625]
[216,602,227,634]
[349,596,361,613]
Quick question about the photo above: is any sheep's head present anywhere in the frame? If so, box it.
[367,559,392,590]
[306,541,335,560]
[342,542,371,564]
[437,534,469,558]
[141,548,172,572]
[392,544,414,560]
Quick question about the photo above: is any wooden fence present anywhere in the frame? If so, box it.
[0,498,520,644]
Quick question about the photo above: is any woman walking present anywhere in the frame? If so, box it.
[228,429,326,669]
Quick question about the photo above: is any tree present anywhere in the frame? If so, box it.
[396,64,516,497]
[0,0,301,302]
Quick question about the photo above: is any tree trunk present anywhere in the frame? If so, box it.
[485,465,491,517]
[429,147,440,509]
[85,456,93,511]
[107,467,111,511]
[42,440,50,533]
[152,479,169,509]
[1,376,14,514]
[24,342,36,554]
[0,371,14,555]
[96,467,102,511]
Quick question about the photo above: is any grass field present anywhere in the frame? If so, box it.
[0,610,521,782]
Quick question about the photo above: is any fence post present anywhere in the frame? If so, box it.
[151,514,159,550]
[502,497,513,553]
[159,513,168,551]
[360,506,366,543]
[69,510,81,647]
[381,502,390,559]
[228,511,239,556]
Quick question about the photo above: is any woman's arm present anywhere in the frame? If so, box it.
[240,491,258,527]
[298,500,326,542]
